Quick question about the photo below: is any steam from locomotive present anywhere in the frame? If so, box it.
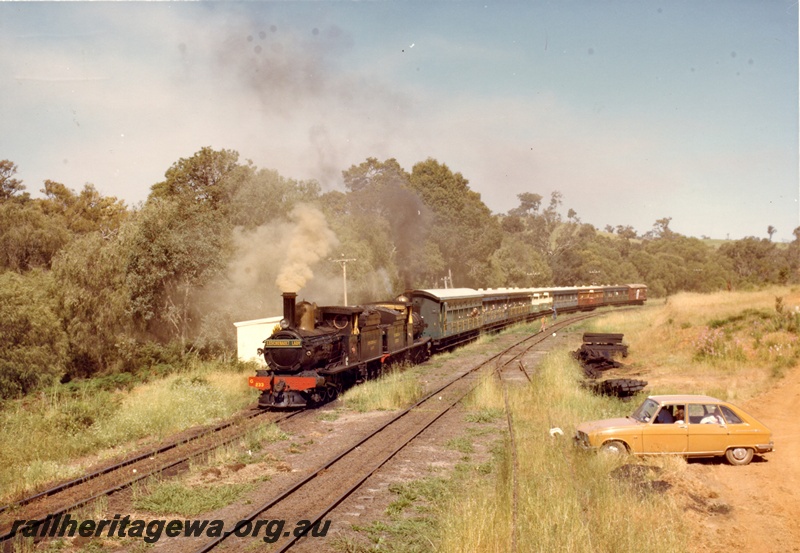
[275,204,338,293]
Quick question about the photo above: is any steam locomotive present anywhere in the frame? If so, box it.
[248,284,647,408]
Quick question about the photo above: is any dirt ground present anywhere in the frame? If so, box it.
[682,364,800,553]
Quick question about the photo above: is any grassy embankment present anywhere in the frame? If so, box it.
[336,286,799,553]
[0,360,261,502]
[583,285,800,400]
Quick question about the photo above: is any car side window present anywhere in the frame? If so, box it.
[690,404,725,424]
[654,406,675,424]
[687,404,704,424]
[720,405,743,424]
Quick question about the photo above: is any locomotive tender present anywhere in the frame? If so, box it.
[248,284,647,408]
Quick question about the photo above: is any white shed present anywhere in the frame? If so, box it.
[233,316,282,365]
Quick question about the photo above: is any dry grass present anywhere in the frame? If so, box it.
[438,354,688,553]
[0,361,258,502]
[340,365,424,412]
[583,286,800,401]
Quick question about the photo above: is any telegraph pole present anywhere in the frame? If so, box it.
[330,255,357,305]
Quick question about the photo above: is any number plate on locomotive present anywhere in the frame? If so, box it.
[264,339,302,348]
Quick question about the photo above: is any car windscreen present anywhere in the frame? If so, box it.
[631,398,659,423]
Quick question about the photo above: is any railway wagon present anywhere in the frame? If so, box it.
[603,285,630,306]
[404,288,484,349]
[551,288,580,313]
[628,284,647,304]
[577,287,605,310]
[404,287,554,349]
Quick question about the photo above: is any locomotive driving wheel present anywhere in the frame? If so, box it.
[325,384,339,401]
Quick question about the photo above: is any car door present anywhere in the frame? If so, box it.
[642,404,688,453]
[686,403,729,454]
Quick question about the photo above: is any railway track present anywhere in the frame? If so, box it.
[491,312,598,553]
[3,311,608,552]
[0,406,300,549]
[191,313,598,552]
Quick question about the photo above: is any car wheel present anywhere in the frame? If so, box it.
[725,447,754,466]
[600,440,628,455]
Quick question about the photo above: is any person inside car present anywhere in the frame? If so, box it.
[655,406,675,424]
[700,406,724,424]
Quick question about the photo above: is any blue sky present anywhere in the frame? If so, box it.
[1,1,797,241]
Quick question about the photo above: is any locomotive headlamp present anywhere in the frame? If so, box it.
[279,319,290,330]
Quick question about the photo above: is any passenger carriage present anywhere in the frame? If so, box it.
[603,285,630,306]
[627,284,647,305]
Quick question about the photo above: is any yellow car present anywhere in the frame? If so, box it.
[574,394,773,465]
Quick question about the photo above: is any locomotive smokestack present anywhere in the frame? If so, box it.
[283,292,297,328]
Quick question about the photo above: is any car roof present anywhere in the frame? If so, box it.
[647,394,722,404]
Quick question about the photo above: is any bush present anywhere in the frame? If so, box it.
[0,271,67,398]
[693,327,745,362]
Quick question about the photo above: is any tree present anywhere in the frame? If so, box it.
[228,164,320,229]
[788,227,800,282]
[0,270,67,398]
[767,225,776,242]
[52,232,132,377]
[645,217,674,239]
[0,160,28,202]
[615,225,638,240]
[487,235,551,287]
[719,237,788,285]
[509,192,543,216]
[40,181,127,235]
[567,208,580,223]
[149,147,241,210]
[0,200,70,271]
[339,158,431,290]
[408,158,501,287]
[125,199,231,349]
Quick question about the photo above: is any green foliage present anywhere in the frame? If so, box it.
[0,200,70,271]
[332,157,433,291]
[0,159,28,201]
[52,232,132,376]
[229,164,320,229]
[125,199,230,346]
[1,149,797,400]
[149,147,241,209]
[488,235,552,287]
[0,270,67,398]
[341,367,423,412]
[692,327,745,362]
[39,181,127,235]
[408,158,502,287]
[464,408,504,423]
[0,173,127,275]
[719,236,790,285]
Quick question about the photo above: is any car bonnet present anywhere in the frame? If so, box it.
[576,417,642,434]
